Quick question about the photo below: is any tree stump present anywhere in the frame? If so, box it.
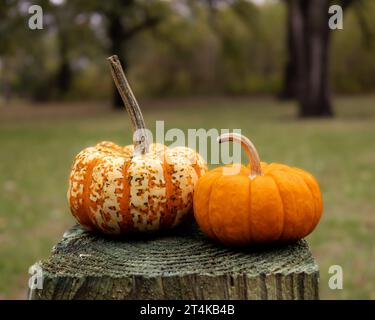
[28,223,319,300]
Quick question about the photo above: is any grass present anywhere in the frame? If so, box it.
[0,95,374,299]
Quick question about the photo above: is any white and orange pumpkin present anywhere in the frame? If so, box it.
[67,56,206,235]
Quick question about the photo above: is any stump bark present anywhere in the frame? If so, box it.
[28,223,319,300]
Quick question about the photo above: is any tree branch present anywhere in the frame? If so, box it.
[124,14,160,40]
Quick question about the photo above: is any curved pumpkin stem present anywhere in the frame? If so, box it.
[217,133,263,179]
[108,55,149,156]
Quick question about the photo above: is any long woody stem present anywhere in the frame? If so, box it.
[217,133,263,179]
[108,55,149,155]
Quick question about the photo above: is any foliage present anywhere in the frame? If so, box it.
[1,0,374,100]
[331,1,375,93]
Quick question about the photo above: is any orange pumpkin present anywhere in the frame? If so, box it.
[193,133,323,246]
[67,56,206,235]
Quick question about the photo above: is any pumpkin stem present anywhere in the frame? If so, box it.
[217,133,263,179]
[108,55,149,155]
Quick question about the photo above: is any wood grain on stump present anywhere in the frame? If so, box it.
[28,223,319,300]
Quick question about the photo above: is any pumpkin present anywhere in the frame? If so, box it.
[193,133,323,246]
[67,55,207,235]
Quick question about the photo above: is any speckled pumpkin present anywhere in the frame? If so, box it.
[193,133,323,246]
[67,56,206,234]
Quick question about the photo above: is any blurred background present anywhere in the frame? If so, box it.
[0,0,374,299]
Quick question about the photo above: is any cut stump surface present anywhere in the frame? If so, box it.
[28,223,319,300]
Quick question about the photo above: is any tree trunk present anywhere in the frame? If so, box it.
[279,0,298,100]
[300,0,333,117]
[56,31,72,98]
[105,1,161,109]
[284,0,334,117]
[108,13,128,110]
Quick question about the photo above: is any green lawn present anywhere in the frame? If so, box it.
[0,96,374,299]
